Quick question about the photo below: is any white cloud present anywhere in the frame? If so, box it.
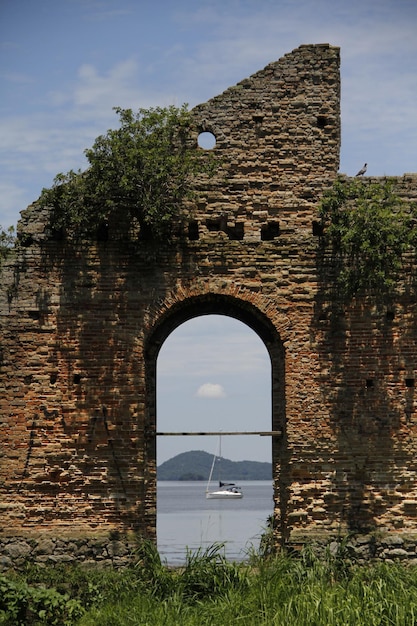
[73,58,140,110]
[195,383,226,399]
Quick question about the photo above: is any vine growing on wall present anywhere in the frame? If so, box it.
[318,177,417,300]
[39,105,214,241]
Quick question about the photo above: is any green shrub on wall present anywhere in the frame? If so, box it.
[39,105,214,242]
[318,177,417,299]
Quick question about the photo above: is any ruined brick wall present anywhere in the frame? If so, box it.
[1,44,417,567]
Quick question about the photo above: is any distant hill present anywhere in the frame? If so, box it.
[157,450,272,481]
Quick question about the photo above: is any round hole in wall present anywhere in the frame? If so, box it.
[197,131,216,150]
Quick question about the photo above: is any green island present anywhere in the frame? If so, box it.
[157,450,272,481]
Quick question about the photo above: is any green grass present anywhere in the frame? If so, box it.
[2,542,417,625]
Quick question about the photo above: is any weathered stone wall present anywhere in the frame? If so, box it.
[1,43,417,567]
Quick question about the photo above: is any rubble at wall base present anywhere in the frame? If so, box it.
[3,532,417,571]
[0,535,138,572]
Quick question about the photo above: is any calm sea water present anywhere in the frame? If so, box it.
[157,481,273,565]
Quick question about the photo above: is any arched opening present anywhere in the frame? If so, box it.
[144,294,287,563]
[157,315,272,563]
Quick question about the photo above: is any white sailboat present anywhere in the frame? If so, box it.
[205,436,243,499]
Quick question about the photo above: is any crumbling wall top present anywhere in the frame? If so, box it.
[192,44,340,177]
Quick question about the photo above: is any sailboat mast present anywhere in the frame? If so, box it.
[206,437,219,494]
[218,435,222,486]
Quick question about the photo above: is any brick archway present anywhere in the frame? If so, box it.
[144,292,288,544]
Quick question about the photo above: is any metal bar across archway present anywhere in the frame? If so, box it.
[156,431,281,437]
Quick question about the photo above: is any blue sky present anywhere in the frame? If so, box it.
[1,0,416,464]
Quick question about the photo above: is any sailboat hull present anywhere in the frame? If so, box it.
[206,488,243,499]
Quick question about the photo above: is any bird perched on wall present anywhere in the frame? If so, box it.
[355,163,367,176]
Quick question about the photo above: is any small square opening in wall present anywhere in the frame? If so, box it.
[406,378,415,388]
[261,221,280,241]
[366,379,374,389]
[206,217,226,232]
[227,222,244,240]
[188,220,199,240]
[96,222,109,242]
[73,373,82,384]
[50,228,64,241]
[312,221,324,237]
[317,115,328,129]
